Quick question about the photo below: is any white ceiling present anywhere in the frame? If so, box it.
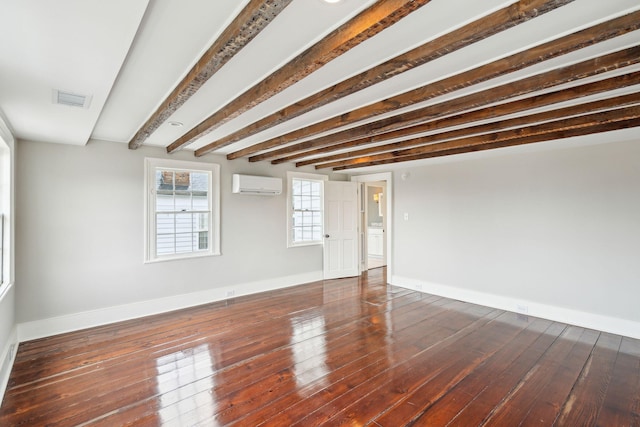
[1,0,639,168]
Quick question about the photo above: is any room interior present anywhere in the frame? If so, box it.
[1,0,639,424]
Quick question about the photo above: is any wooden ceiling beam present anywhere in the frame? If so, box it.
[333,117,640,170]
[128,0,293,150]
[327,105,640,170]
[294,76,640,167]
[229,10,640,160]
[195,0,572,155]
[256,45,640,163]
[249,43,640,162]
[167,0,432,154]
[315,95,640,168]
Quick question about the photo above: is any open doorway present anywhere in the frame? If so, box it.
[365,182,386,270]
[351,172,393,277]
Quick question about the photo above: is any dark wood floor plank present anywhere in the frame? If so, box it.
[1,268,639,426]
[518,329,602,426]
[4,288,406,424]
[54,285,441,425]
[285,308,503,426]
[481,326,600,426]
[374,316,554,426]
[594,336,640,427]
[228,302,491,427]
[441,322,569,427]
[155,300,473,426]
[324,311,532,426]
[553,332,621,426]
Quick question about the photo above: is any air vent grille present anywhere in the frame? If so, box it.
[53,90,92,108]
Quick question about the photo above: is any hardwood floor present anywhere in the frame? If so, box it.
[1,268,639,426]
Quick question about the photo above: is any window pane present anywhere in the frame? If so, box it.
[193,194,208,211]
[175,233,194,253]
[156,194,173,212]
[174,191,191,211]
[291,177,323,244]
[311,181,321,196]
[148,161,218,261]
[157,170,171,191]
[292,195,302,210]
[156,213,174,235]
[175,213,193,234]
[156,233,175,256]
[190,172,208,192]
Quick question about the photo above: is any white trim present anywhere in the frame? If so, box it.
[286,171,329,248]
[144,157,221,263]
[17,271,323,342]
[350,172,393,278]
[0,325,17,405]
[391,275,640,340]
[0,282,13,304]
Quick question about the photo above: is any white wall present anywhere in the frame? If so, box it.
[15,139,338,337]
[391,139,640,338]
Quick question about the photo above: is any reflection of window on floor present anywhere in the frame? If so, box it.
[155,344,215,425]
[290,314,329,395]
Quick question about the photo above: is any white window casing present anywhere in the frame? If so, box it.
[286,171,328,248]
[144,158,220,263]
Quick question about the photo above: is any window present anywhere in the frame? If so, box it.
[0,127,12,289]
[287,172,327,247]
[145,158,220,262]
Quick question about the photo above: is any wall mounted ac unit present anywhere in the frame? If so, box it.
[232,174,282,195]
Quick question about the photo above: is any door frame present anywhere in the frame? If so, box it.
[350,172,393,279]
[364,182,387,269]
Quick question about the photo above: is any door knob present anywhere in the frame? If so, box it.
[324,234,330,238]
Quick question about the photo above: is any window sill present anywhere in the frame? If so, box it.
[144,251,221,264]
[287,241,322,249]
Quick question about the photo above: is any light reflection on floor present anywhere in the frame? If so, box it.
[290,314,330,396]
[155,344,217,425]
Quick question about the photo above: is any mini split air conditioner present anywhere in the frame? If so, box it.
[232,174,282,195]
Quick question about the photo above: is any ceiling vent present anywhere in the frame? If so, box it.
[53,90,92,109]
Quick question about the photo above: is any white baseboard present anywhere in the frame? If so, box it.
[391,275,640,340]
[17,271,323,342]
[0,326,18,405]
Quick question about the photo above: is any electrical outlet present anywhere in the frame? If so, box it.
[516,303,529,314]
[9,343,16,358]
[226,289,236,298]
[415,283,423,291]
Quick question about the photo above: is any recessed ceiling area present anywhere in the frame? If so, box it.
[1,0,639,171]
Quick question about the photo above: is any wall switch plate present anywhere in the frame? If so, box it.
[403,213,409,221]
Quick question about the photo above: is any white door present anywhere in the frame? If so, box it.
[323,181,359,279]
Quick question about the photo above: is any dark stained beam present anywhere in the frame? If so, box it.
[227,10,640,160]
[252,45,640,163]
[334,117,640,170]
[195,0,573,154]
[329,107,640,170]
[168,0,433,154]
[128,0,293,150]
[293,78,640,167]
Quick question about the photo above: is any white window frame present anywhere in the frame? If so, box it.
[144,158,220,263]
[287,171,328,248]
[0,122,14,293]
